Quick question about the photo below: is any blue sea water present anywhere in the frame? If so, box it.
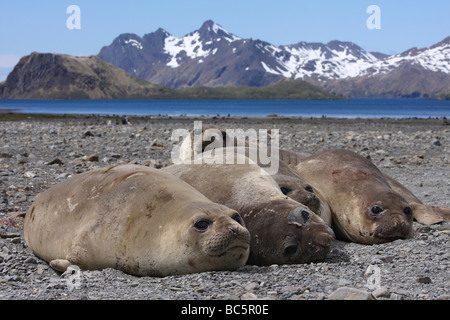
[0,99,449,118]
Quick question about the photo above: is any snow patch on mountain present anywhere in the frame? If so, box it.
[369,42,450,75]
[211,22,241,42]
[164,32,212,68]
[124,39,143,50]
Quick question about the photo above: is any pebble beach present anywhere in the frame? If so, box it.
[0,115,449,301]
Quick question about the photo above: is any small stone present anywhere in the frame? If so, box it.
[24,257,38,264]
[244,282,260,291]
[5,275,19,282]
[46,158,64,165]
[241,292,258,300]
[379,256,394,263]
[390,293,405,300]
[416,276,432,284]
[56,172,71,180]
[83,131,94,138]
[85,153,99,162]
[0,153,13,158]
[0,230,21,239]
[372,287,390,298]
[328,287,375,300]
[150,141,164,147]
[24,171,36,178]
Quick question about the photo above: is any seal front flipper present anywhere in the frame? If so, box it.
[383,173,450,225]
[50,259,72,272]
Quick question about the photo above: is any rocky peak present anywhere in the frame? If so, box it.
[196,20,240,43]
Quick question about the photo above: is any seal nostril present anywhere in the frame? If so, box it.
[283,236,298,257]
[283,244,298,257]
[288,207,313,227]
[301,210,311,221]
[403,206,413,218]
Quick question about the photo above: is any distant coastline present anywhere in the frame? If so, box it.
[1,98,449,120]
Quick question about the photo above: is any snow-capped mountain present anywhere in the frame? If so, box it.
[98,20,450,98]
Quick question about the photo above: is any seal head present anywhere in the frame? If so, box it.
[291,149,414,244]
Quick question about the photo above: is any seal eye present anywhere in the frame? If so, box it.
[231,213,243,225]
[370,205,384,216]
[403,206,413,217]
[305,185,314,193]
[280,187,292,195]
[193,219,211,232]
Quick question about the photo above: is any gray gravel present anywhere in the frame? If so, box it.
[0,116,449,300]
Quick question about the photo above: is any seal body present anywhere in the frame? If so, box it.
[23,165,250,276]
[162,153,334,266]
[278,148,450,226]
[292,149,414,244]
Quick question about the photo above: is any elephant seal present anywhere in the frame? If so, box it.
[162,152,334,266]
[278,148,450,225]
[176,124,324,215]
[23,164,250,276]
[291,149,414,244]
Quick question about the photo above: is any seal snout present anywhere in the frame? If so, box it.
[283,206,334,262]
[314,232,334,248]
[374,214,413,242]
[287,207,313,227]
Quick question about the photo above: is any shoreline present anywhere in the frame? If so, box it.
[1,111,449,125]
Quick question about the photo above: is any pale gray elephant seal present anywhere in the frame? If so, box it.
[162,152,334,266]
[291,149,414,244]
[177,125,324,215]
[23,164,250,276]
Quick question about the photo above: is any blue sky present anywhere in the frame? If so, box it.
[1,0,449,79]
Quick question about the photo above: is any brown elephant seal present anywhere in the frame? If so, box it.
[162,152,334,266]
[278,148,450,225]
[291,149,414,244]
[23,164,250,277]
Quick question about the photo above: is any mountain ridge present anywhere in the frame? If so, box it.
[98,20,450,98]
